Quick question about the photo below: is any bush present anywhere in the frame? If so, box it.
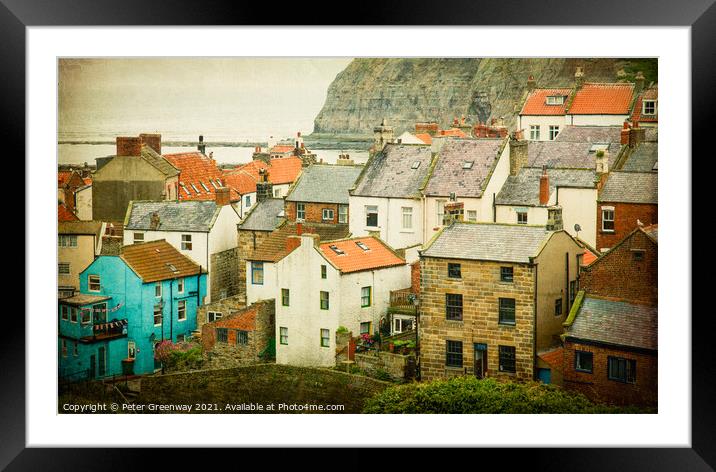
[363,377,651,414]
[155,340,204,372]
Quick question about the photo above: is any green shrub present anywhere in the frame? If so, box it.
[336,326,349,334]
[363,377,651,414]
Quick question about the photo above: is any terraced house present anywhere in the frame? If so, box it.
[419,222,584,383]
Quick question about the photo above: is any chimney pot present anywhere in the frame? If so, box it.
[539,165,550,205]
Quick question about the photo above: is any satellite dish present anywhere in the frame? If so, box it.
[574,224,582,233]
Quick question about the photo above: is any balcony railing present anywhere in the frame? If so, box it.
[389,288,416,309]
[81,319,128,342]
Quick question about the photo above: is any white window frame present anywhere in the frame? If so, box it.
[529,125,540,141]
[61,305,69,321]
[642,99,656,115]
[546,95,565,105]
[88,274,101,292]
[320,328,330,348]
[177,277,184,294]
[338,205,348,224]
[401,207,413,230]
[177,300,186,321]
[365,205,378,228]
[516,210,528,225]
[280,326,288,345]
[155,282,162,298]
[296,202,306,220]
[133,232,144,244]
[274,187,281,198]
[245,195,251,207]
[181,234,192,250]
[153,304,163,327]
[322,208,335,221]
[436,200,446,227]
[466,210,477,222]
[601,206,615,232]
[128,341,136,359]
[549,125,560,140]
[207,311,223,323]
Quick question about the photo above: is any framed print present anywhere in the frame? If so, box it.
[7,0,712,468]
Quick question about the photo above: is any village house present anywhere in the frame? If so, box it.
[123,188,241,302]
[74,182,93,221]
[163,148,241,205]
[284,164,364,225]
[58,221,106,298]
[418,221,584,383]
[58,202,79,222]
[91,134,179,222]
[246,232,410,367]
[58,169,90,213]
[560,225,658,406]
[62,240,207,379]
[224,155,303,212]
[629,84,658,127]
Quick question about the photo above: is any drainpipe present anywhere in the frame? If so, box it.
[169,280,173,341]
[531,260,538,381]
[492,192,496,222]
[197,265,202,308]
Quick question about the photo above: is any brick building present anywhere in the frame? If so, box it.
[418,222,584,383]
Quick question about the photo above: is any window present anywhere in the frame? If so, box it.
[555,298,563,316]
[320,291,330,310]
[546,95,565,105]
[466,210,477,222]
[320,265,327,279]
[236,330,249,345]
[436,200,446,227]
[61,339,67,357]
[549,125,560,140]
[320,329,330,347]
[322,208,335,221]
[338,205,348,224]
[73,341,79,356]
[251,262,264,285]
[608,357,637,383]
[500,266,514,283]
[133,232,144,244]
[58,234,78,247]
[70,307,78,323]
[601,207,615,231]
[529,125,540,141]
[632,250,645,261]
[498,298,516,325]
[360,322,371,335]
[177,278,184,294]
[462,161,474,170]
[190,183,201,194]
[128,341,136,359]
[445,293,463,321]
[361,286,372,307]
[356,241,369,251]
[296,203,306,220]
[446,340,463,368]
[282,288,290,306]
[643,99,656,115]
[153,304,162,326]
[217,328,228,343]
[88,275,101,292]
[411,161,421,169]
[575,351,593,373]
[448,263,462,279]
[280,327,288,345]
[176,334,185,343]
[81,306,91,324]
[569,280,577,306]
[58,263,70,275]
[365,205,378,227]
[155,282,162,298]
[274,188,281,198]
[245,195,251,207]
[401,207,413,230]
[177,300,186,321]
[181,234,192,250]
[393,316,414,334]
[516,210,528,225]
[61,305,69,321]
[207,311,222,323]
[499,345,516,373]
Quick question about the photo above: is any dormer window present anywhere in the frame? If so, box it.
[589,144,609,153]
[643,99,657,115]
[546,95,565,105]
[462,161,474,169]
[411,161,421,169]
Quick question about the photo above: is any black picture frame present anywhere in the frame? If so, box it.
[5,0,709,468]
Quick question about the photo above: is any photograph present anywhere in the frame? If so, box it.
[56,57,659,415]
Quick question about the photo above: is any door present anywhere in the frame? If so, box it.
[474,343,487,379]
[537,368,551,384]
[97,346,106,377]
[89,354,96,379]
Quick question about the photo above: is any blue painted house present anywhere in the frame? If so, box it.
[59,239,207,379]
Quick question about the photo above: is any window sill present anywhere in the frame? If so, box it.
[498,322,516,328]
[600,230,615,234]
[445,366,464,371]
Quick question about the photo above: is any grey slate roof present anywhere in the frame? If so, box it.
[645,127,658,142]
[124,200,220,232]
[554,125,622,143]
[496,168,597,206]
[351,144,434,198]
[238,198,286,232]
[527,141,622,169]
[599,172,658,204]
[620,142,658,172]
[566,296,657,350]
[421,222,552,263]
[424,138,506,198]
[286,164,363,204]
[141,145,180,176]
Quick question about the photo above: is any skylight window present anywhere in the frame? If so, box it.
[210,180,219,189]
[411,161,421,169]
[190,183,201,194]
[589,144,609,153]
[180,183,191,196]
[200,181,210,192]
[546,95,565,105]
[214,179,223,188]
[355,241,370,251]
[329,245,345,255]
[166,263,178,272]
[462,161,474,169]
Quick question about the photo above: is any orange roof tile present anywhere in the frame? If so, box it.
[222,169,259,195]
[163,152,239,202]
[520,88,572,115]
[568,83,635,115]
[319,237,405,274]
[235,156,303,186]
[120,239,203,283]
[538,347,564,370]
[414,133,433,144]
[58,203,79,222]
[630,87,658,123]
[270,145,296,154]
[58,171,72,188]
[581,249,598,266]
[438,128,467,138]
[215,306,258,331]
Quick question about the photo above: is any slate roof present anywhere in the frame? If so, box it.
[286,164,363,204]
[641,224,658,242]
[599,172,658,204]
[566,295,657,351]
[238,198,286,232]
[248,222,350,263]
[620,142,658,172]
[424,138,506,198]
[421,222,553,263]
[496,168,597,206]
[124,200,221,232]
[567,83,635,115]
[554,125,622,144]
[163,152,238,201]
[319,237,405,274]
[120,240,203,283]
[139,145,180,177]
[527,141,622,169]
[351,144,434,198]
[520,88,572,115]
[58,221,104,239]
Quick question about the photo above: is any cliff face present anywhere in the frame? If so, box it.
[313,58,657,137]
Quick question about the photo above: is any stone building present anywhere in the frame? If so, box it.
[58,221,106,298]
[419,221,584,383]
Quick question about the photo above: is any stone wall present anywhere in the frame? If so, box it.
[354,351,415,382]
[237,229,271,300]
[196,294,246,333]
[210,247,241,301]
[596,202,657,250]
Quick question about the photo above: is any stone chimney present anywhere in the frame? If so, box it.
[546,206,563,231]
[574,66,585,89]
[373,118,394,154]
[539,165,550,205]
[621,121,645,147]
[116,136,142,157]
[255,168,274,203]
[197,135,206,155]
[215,187,231,206]
[443,201,465,226]
[139,133,161,154]
[509,133,528,176]
[527,75,536,92]
[415,122,439,136]
[431,136,446,155]
[595,149,609,175]
[336,153,355,166]
[634,71,645,94]
[620,121,631,145]
[150,212,161,230]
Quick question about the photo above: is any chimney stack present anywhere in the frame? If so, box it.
[215,187,230,206]
[634,71,645,94]
[527,75,536,92]
[574,66,585,89]
[116,136,142,157]
[150,212,161,230]
[256,168,273,203]
[296,222,303,236]
[197,135,206,155]
[595,149,609,175]
[621,121,631,145]
[509,132,528,176]
[546,206,563,231]
[139,133,162,155]
[539,165,550,206]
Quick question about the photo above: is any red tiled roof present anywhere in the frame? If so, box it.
[270,145,296,154]
[82,176,92,186]
[235,156,303,186]
[163,152,240,202]
[120,239,203,283]
[58,171,72,188]
[414,133,433,144]
[581,249,598,266]
[538,347,564,370]
[438,128,467,138]
[630,87,658,123]
[214,306,258,331]
[568,83,635,115]
[222,169,259,195]
[319,237,405,274]
[58,203,78,222]
[520,88,572,115]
